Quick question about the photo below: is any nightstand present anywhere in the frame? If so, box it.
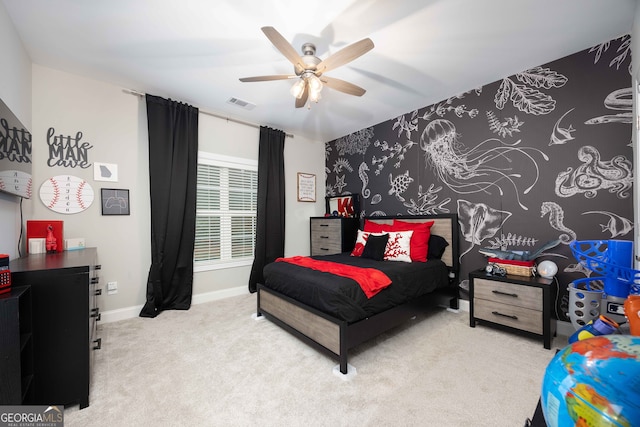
[469,269,556,349]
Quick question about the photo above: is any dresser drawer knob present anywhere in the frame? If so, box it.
[492,311,518,320]
[492,290,519,298]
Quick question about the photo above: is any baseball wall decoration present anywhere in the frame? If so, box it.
[39,174,94,214]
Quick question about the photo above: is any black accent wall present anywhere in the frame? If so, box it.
[325,35,633,322]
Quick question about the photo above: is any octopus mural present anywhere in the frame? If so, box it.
[555,145,632,199]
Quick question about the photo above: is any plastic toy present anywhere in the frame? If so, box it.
[46,224,57,253]
[625,294,640,336]
[567,315,618,343]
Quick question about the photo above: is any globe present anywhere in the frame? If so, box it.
[541,335,640,427]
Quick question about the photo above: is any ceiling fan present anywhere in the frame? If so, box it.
[239,26,374,108]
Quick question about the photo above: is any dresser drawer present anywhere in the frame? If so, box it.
[474,298,543,335]
[473,278,542,311]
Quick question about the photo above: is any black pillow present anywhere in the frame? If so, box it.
[361,233,389,261]
[427,234,449,259]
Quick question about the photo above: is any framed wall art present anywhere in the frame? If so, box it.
[297,172,316,202]
[101,188,130,215]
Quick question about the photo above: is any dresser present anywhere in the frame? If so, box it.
[9,248,101,408]
[469,269,556,349]
[0,286,34,404]
[310,217,359,256]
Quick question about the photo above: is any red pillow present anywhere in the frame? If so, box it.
[392,220,434,262]
[363,219,392,233]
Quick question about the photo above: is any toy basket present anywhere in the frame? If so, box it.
[488,257,535,277]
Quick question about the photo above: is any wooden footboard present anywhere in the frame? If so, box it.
[257,283,456,374]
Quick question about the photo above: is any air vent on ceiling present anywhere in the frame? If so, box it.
[226,97,255,110]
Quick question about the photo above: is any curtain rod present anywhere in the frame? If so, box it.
[123,88,294,138]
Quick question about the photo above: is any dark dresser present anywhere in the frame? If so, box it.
[309,217,359,256]
[9,248,101,409]
[0,286,34,404]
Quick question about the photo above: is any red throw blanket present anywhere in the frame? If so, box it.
[275,256,392,298]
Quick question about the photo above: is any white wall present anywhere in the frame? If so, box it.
[0,2,32,259]
[29,65,325,319]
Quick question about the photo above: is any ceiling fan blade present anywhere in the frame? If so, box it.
[295,82,309,108]
[261,26,305,73]
[316,38,374,74]
[321,76,366,96]
[239,74,294,82]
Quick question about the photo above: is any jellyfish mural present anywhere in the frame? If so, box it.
[420,119,548,210]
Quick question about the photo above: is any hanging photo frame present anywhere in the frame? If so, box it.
[101,188,130,215]
[297,172,316,202]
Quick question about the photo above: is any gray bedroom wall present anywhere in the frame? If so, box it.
[325,35,633,322]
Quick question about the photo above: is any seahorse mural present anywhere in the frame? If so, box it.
[358,162,371,199]
[555,145,632,199]
[420,119,548,210]
[541,201,577,244]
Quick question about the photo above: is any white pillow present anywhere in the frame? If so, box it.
[383,230,413,262]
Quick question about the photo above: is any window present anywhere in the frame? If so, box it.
[194,152,258,271]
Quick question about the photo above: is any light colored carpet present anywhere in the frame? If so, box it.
[64,293,564,426]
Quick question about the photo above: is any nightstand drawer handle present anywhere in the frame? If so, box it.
[320,224,329,227]
[492,290,518,298]
[320,247,329,251]
[320,236,329,239]
[492,311,518,320]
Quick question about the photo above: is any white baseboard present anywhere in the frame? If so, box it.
[99,285,249,324]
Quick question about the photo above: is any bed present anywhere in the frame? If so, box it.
[256,214,460,374]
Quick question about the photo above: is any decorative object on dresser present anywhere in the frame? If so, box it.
[325,194,360,218]
[258,214,460,375]
[9,248,101,409]
[310,216,359,256]
[0,286,34,404]
[469,269,556,349]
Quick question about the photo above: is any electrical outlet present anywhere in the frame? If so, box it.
[107,281,118,295]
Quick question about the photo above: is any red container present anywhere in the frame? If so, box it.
[0,254,10,295]
[27,220,64,253]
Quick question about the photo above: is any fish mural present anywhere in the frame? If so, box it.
[324,35,632,323]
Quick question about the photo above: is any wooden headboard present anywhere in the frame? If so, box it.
[361,214,460,277]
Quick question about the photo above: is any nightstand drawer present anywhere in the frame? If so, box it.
[474,278,542,311]
[474,298,543,335]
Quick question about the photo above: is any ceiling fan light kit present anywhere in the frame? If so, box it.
[239,26,374,108]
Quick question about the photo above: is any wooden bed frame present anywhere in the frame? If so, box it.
[256,214,460,374]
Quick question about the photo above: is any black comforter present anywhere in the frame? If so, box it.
[262,253,449,323]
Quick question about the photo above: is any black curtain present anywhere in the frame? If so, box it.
[249,126,286,293]
[140,94,199,318]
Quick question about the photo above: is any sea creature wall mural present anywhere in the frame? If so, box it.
[324,35,632,322]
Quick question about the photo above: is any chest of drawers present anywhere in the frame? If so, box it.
[310,217,359,256]
[469,269,556,349]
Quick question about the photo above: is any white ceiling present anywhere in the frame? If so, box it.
[3,0,638,142]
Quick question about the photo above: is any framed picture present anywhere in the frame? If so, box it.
[297,172,316,202]
[101,188,130,215]
[326,193,360,218]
